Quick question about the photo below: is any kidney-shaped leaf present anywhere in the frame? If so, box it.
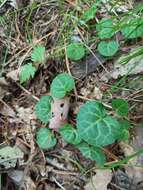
[81,4,97,22]
[50,73,75,98]
[59,124,81,145]
[77,101,121,147]
[76,142,106,166]
[96,18,115,39]
[36,128,57,150]
[35,96,52,124]
[67,43,85,61]
[112,98,129,116]
[98,41,119,57]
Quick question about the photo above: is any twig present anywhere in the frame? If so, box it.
[53,177,65,190]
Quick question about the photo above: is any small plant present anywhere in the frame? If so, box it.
[81,4,97,23]
[96,18,115,39]
[50,73,75,98]
[20,63,36,83]
[66,43,85,61]
[20,44,46,83]
[36,128,57,149]
[35,96,52,124]
[35,73,132,166]
[31,45,46,63]
[97,41,119,57]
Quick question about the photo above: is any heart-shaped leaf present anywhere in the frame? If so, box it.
[59,124,81,145]
[98,41,119,57]
[112,99,129,116]
[96,18,115,39]
[77,101,121,147]
[76,142,106,166]
[81,4,97,22]
[67,43,85,61]
[50,73,75,98]
[35,96,52,123]
[36,128,57,149]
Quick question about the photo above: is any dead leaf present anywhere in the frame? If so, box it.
[49,97,70,130]
[6,69,19,81]
[71,52,105,79]
[120,135,143,184]
[85,169,112,190]
[19,176,36,190]
[0,77,9,98]
[16,106,36,125]
[8,170,24,185]
[100,47,143,82]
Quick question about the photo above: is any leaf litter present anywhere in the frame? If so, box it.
[0,0,143,189]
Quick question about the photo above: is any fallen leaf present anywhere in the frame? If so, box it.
[16,106,36,125]
[6,69,19,81]
[85,169,112,190]
[0,102,16,118]
[0,146,24,169]
[71,52,105,79]
[49,97,70,130]
[120,133,143,184]
[8,170,24,185]
[100,47,143,82]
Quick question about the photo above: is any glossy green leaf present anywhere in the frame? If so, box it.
[77,101,122,147]
[20,63,36,83]
[50,73,75,98]
[35,96,52,123]
[112,99,129,116]
[36,128,56,149]
[121,18,143,39]
[98,41,119,57]
[82,4,97,22]
[31,45,46,63]
[96,18,115,39]
[59,124,81,145]
[67,43,85,61]
[76,142,106,166]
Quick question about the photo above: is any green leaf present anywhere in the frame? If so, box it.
[35,96,52,123]
[121,18,143,39]
[36,128,56,150]
[81,4,97,22]
[96,18,115,39]
[77,101,122,147]
[76,142,106,166]
[31,45,46,63]
[117,129,129,141]
[67,43,85,61]
[112,99,129,116]
[119,120,132,130]
[20,63,36,83]
[50,73,75,98]
[59,124,81,145]
[97,41,119,57]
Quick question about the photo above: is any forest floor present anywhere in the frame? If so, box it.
[0,0,143,190]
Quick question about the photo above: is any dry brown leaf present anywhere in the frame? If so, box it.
[16,106,36,125]
[85,169,112,190]
[100,47,143,82]
[6,69,19,81]
[0,102,16,117]
[120,136,143,184]
[49,97,70,130]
